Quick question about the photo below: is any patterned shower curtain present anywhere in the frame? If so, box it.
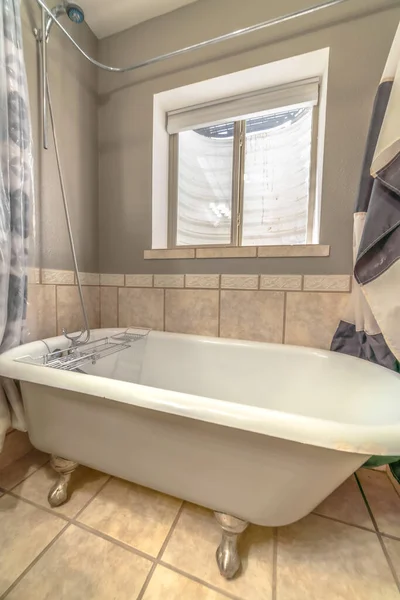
[0,0,33,448]
[331,22,400,479]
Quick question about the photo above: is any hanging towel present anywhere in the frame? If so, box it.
[331,22,400,481]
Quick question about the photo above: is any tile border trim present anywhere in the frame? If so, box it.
[32,270,351,292]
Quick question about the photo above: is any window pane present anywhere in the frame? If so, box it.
[241,107,313,246]
[176,126,234,246]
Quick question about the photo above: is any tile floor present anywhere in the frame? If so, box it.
[0,442,399,599]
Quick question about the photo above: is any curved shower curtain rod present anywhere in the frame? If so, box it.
[35,0,348,73]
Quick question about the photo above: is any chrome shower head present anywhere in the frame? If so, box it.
[45,2,85,40]
[66,3,85,24]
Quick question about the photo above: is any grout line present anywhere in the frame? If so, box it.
[312,511,378,535]
[386,467,400,498]
[136,502,185,600]
[159,562,244,600]
[7,457,51,493]
[281,292,287,344]
[217,275,222,337]
[99,285,102,328]
[117,287,120,327]
[0,522,71,599]
[163,288,166,332]
[272,527,278,600]
[5,490,70,522]
[55,285,59,336]
[355,473,400,592]
[73,474,112,519]
[136,562,158,600]
[71,520,156,563]
[157,501,184,561]
[355,473,381,533]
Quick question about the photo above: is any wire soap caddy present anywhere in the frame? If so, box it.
[15,327,151,372]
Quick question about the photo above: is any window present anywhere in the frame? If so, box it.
[167,78,319,247]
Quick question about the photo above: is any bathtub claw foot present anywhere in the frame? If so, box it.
[214,512,248,580]
[48,456,78,508]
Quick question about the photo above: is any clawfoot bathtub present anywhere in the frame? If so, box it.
[1,328,400,579]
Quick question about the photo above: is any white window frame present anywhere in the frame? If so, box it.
[167,81,320,249]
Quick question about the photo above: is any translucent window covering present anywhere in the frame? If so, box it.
[177,128,234,246]
[242,108,313,245]
[167,78,319,134]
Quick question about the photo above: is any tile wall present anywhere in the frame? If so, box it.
[27,269,351,349]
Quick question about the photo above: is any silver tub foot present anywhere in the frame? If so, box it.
[214,512,249,580]
[48,455,78,508]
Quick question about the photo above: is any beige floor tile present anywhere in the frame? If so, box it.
[12,463,109,518]
[0,431,32,471]
[277,513,398,600]
[0,494,65,595]
[357,469,400,537]
[162,503,273,600]
[142,565,227,600]
[78,477,182,557]
[382,537,400,581]
[0,449,48,490]
[314,475,373,528]
[7,524,152,600]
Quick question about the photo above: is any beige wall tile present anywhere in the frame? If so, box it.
[7,525,152,600]
[144,249,195,259]
[13,464,109,519]
[314,476,373,528]
[56,286,100,334]
[185,274,220,289]
[357,469,400,537]
[125,274,153,287]
[220,290,284,343]
[78,478,182,557]
[42,269,74,285]
[260,275,302,291]
[285,292,349,350]
[100,287,118,328]
[257,244,330,257]
[277,514,398,599]
[27,284,57,341]
[165,290,219,337]
[304,275,351,292]
[0,431,32,471]
[100,273,124,286]
[162,503,273,600]
[77,272,100,286]
[221,275,259,289]
[154,274,184,288]
[196,247,256,258]
[118,287,164,330]
[0,495,65,595]
[143,566,227,600]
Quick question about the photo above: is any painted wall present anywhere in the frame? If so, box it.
[97,0,400,275]
[22,0,99,272]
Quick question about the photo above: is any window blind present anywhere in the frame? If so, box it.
[167,77,319,134]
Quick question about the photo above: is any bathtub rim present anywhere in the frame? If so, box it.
[0,328,399,457]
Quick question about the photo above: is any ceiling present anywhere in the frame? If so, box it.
[78,0,200,39]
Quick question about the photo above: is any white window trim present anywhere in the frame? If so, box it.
[152,47,330,252]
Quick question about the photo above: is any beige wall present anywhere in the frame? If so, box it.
[22,0,99,272]
[98,0,400,275]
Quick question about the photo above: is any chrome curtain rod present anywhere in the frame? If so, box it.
[35,0,348,73]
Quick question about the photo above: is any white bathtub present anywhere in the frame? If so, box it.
[0,328,399,577]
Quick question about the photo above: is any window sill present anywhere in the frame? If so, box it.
[144,245,330,260]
